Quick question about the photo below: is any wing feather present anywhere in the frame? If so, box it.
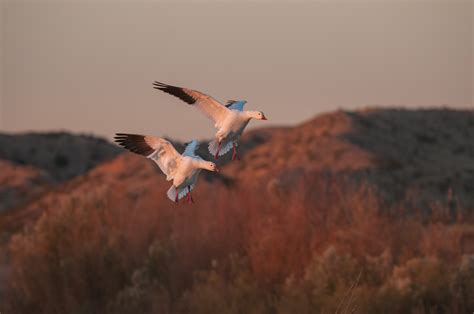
[183,140,199,157]
[225,100,247,111]
[114,133,181,180]
[208,139,234,157]
[153,81,230,124]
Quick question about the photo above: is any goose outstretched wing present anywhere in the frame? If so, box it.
[114,133,181,180]
[153,81,230,125]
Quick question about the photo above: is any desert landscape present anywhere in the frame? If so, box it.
[0,108,473,313]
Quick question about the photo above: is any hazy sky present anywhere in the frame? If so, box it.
[1,0,473,141]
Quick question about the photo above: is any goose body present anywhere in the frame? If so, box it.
[114,134,217,203]
[208,109,253,158]
[153,82,267,160]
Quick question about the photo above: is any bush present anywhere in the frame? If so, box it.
[6,196,131,314]
[3,173,474,313]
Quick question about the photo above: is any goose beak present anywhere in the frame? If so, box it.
[214,167,220,172]
[262,114,268,120]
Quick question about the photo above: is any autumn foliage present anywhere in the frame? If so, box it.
[3,172,474,314]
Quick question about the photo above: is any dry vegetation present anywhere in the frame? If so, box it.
[2,173,474,314]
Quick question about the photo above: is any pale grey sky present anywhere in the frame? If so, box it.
[1,0,473,141]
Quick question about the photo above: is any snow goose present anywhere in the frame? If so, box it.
[152,81,267,160]
[114,134,218,203]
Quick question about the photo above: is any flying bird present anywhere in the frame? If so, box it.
[114,134,218,203]
[152,81,267,160]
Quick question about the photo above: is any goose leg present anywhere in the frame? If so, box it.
[214,141,222,160]
[174,189,179,203]
[187,186,194,204]
[232,143,240,161]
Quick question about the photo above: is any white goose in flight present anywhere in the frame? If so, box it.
[114,134,218,203]
[153,81,267,160]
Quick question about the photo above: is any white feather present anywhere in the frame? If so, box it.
[208,139,234,156]
[166,184,195,202]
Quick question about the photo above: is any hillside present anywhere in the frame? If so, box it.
[1,108,474,314]
[226,108,474,206]
[2,108,474,236]
[0,132,122,181]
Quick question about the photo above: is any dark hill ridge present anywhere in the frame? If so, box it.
[344,109,474,204]
[0,132,122,182]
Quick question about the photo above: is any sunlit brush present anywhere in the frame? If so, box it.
[153,81,268,161]
[114,134,218,203]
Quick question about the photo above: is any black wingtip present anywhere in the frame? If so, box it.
[151,81,197,105]
[152,81,167,90]
[113,133,155,156]
[114,132,139,139]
